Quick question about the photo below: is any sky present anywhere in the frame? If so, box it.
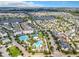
[33,1,79,7]
[0,1,79,7]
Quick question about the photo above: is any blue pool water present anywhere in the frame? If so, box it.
[33,40,43,48]
[19,35,29,41]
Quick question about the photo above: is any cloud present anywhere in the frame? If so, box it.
[0,1,43,7]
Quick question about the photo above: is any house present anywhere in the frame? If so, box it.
[14,31,23,36]
[22,30,33,34]
[0,30,7,37]
[2,38,10,44]
[21,22,34,34]
[59,38,70,51]
[12,23,23,36]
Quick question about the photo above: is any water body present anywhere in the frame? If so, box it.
[32,16,55,20]
[19,35,29,41]
[33,40,43,48]
[0,19,23,24]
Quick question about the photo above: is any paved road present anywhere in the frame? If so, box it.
[0,45,10,57]
[47,32,63,57]
[11,36,30,57]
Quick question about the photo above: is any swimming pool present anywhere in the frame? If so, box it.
[33,40,43,48]
[19,35,29,41]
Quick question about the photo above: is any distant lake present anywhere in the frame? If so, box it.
[32,16,55,20]
[0,18,23,24]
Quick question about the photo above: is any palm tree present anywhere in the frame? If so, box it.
[43,50,50,55]
[50,46,54,51]
[0,52,2,57]
[27,46,32,53]
[32,51,35,55]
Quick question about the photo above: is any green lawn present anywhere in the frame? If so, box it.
[7,46,21,57]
